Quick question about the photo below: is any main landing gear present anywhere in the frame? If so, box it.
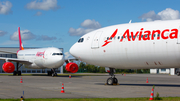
[106,68,118,85]
[47,68,57,77]
[13,63,23,76]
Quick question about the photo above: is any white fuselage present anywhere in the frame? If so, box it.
[17,47,64,69]
[70,20,180,69]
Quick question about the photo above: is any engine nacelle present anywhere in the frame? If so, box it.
[2,62,15,73]
[65,63,78,73]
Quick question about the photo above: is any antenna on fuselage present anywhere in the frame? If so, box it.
[129,20,132,23]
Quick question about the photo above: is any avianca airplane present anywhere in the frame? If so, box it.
[0,27,78,76]
[70,19,180,85]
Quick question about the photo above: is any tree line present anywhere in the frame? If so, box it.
[63,61,150,73]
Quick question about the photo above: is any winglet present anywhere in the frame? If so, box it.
[18,27,24,50]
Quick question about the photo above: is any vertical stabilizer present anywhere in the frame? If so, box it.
[18,27,24,50]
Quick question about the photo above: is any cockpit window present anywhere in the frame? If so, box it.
[52,53,63,55]
[78,38,84,43]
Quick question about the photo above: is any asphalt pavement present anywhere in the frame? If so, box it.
[0,73,180,99]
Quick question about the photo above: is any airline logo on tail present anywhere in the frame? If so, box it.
[102,28,178,47]
[18,27,24,50]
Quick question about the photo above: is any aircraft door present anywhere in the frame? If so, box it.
[91,31,103,49]
[177,26,180,44]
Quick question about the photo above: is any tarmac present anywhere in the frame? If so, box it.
[0,73,180,99]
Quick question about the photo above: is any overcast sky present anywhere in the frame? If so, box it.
[0,0,180,58]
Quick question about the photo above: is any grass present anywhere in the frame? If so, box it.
[1,97,180,101]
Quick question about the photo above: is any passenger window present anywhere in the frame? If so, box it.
[107,37,109,40]
[118,36,120,39]
[121,36,124,39]
[145,35,147,38]
[133,35,135,38]
[153,34,156,37]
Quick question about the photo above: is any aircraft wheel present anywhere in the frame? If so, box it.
[177,72,180,76]
[13,71,17,76]
[52,73,54,77]
[107,77,113,85]
[55,73,57,76]
[113,78,118,84]
[48,71,52,76]
[18,71,21,76]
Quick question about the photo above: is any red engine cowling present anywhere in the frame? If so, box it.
[65,63,78,73]
[2,62,15,73]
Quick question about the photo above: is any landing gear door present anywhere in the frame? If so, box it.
[91,31,103,49]
[177,26,180,44]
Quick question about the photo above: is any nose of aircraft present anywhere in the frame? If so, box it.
[54,55,64,66]
[69,43,78,58]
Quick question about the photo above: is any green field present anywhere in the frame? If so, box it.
[1,97,180,101]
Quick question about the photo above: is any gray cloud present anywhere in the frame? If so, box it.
[26,0,60,11]
[0,31,7,36]
[37,35,57,41]
[68,19,101,36]
[81,19,101,29]
[0,1,12,15]
[35,11,42,16]
[11,30,36,41]
[139,8,180,21]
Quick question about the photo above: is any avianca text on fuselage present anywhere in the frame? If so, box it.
[102,28,178,47]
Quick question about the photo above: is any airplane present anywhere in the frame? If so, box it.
[69,19,180,85]
[0,27,78,76]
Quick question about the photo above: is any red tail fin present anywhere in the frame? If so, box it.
[18,27,24,50]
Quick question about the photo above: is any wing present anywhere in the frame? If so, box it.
[65,58,78,64]
[0,57,32,65]
[0,50,17,54]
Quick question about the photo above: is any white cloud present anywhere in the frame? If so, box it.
[69,27,94,36]
[10,30,36,41]
[68,19,101,36]
[158,8,180,20]
[26,0,60,11]
[81,19,101,29]
[0,31,7,36]
[35,11,42,16]
[139,8,180,21]
[37,35,57,41]
[0,1,12,15]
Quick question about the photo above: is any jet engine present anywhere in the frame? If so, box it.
[2,62,15,73]
[65,63,78,73]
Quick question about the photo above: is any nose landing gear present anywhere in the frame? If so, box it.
[106,68,118,85]
[47,68,57,77]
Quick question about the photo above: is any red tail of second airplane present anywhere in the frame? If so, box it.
[18,27,24,50]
